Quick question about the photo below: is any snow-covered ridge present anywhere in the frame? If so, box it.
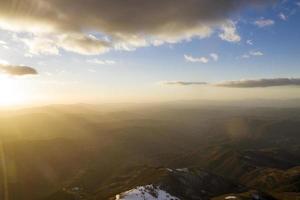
[115,185,180,200]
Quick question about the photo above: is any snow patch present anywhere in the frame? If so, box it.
[176,168,189,173]
[225,196,237,199]
[166,168,173,172]
[115,185,180,200]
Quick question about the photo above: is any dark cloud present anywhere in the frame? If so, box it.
[45,0,271,33]
[0,0,274,54]
[215,78,300,88]
[160,81,208,86]
[0,64,38,76]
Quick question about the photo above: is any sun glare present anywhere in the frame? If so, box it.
[0,75,27,106]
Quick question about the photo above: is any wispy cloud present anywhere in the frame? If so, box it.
[159,81,207,86]
[246,40,253,45]
[249,51,264,56]
[215,78,300,88]
[278,12,288,21]
[242,50,264,59]
[185,53,219,63]
[210,53,219,61]
[19,34,110,56]
[88,58,116,65]
[184,55,209,64]
[254,18,275,27]
[241,54,250,59]
[0,59,9,65]
[0,40,9,49]
[21,37,60,56]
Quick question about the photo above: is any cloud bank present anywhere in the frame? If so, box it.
[0,0,273,55]
[0,64,38,76]
[215,78,300,88]
[160,78,300,88]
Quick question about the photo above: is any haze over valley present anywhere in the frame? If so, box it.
[1,103,300,199]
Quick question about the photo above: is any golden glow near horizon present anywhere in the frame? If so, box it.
[0,1,299,107]
[0,75,28,106]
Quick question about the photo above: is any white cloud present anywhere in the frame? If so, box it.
[219,20,241,43]
[210,53,219,61]
[88,59,116,65]
[254,19,275,27]
[184,54,209,63]
[185,53,219,63]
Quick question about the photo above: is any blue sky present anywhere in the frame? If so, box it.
[0,0,299,105]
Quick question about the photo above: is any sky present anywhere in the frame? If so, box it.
[0,0,299,106]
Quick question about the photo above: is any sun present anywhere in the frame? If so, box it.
[0,75,28,106]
